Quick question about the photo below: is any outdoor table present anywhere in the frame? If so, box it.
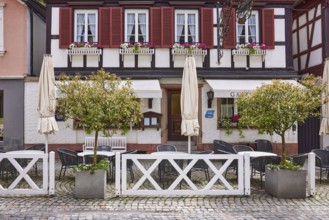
[151,151,188,155]
[78,150,116,164]
[237,151,277,158]
[5,150,45,154]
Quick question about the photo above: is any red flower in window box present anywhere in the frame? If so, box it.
[231,114,240,123]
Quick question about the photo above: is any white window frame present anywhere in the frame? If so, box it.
[175,10,199,43]
[236,11,259,44]
[0,3,5,56]
[124,9,149,43]
[74,10,98,43]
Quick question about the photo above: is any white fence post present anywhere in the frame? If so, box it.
[243,154,251,195]
[48,151,55,196]
[308,152,315,196]
[115,152,121,197]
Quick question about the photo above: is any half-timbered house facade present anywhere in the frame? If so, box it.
[292,0,329,152]
[25,0,299,154]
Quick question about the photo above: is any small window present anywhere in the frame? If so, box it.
[74,10,98,43]
[175,10,199,43]
[236,11,259,44]
[125,10,149,43]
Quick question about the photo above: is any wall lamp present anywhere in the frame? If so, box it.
[207,90,214,108]
[148,98,153,109]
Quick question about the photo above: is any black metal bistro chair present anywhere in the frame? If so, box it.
[111,150,137,182]
[255,139,273,153]
[190,150,214,181]
[213,140,235,154]
[312,149,329,183]
[157,144,177,152]
[57,148,81,179]
[251,156,281,187]
[287,153,308,167]
[25,144,46,175]
[215,149,237,178]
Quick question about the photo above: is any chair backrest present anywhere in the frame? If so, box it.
[83,137,109,151]
[255,139,273,152]
[251,156,281,173]
[157,144,177,152]
[97,145,112,152]
[324,146,329,151]
[26,144,46,152]
[57,148,79,166]
[312,149,329,166]
[287,153,308,167]
[122,149,137,168]
[213,140,235,154]
[233,145,254,153]
[109,137,127,152]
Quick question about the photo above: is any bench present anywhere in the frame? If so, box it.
[83,136,127,152]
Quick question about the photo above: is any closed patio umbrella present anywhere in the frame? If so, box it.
[320,59,329,135]
[181,56,200,154]
[37,54,59,153]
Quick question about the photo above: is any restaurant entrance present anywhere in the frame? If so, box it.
[168,90,187,141]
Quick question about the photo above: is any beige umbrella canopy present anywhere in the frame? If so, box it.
[181,56,200,154]
[320,59,329,135]
[37,54,59,153]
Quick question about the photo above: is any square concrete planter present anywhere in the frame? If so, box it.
[75,170,107,199]
[265,167,307,199]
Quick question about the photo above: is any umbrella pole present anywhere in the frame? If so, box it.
[45,134,48,153]
[188,136,191,154]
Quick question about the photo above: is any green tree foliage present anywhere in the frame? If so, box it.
[57,69,143,168]
[237,76,327,165]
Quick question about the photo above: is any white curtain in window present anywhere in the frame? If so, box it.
[177,14,185,42]
[187,14,196,42]
[138,14,146,42]
[88,14,96,42]
[237,24,245,44]
[248,15,256,42]
[127,14,135,41]
[77,14,85,42]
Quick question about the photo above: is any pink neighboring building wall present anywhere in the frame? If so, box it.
[0,0,27,78]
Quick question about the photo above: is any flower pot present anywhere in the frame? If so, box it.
[75,170,107,199]
[265,167,307,199]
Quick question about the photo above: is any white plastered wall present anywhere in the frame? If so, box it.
[25,82,162,145]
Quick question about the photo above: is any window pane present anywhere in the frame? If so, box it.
[138,13,147,42]
[221,98,234,119]
[176,14,185,42]
[87,14,96,42]
[237,25,245,44]
[76,14,85,42]
[127,14,135,42]
[187,14,195,43]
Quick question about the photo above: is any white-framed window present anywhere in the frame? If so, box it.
[219,98,238,120]
[175,10,199,43]
[236,11,259,44]
[74,10,98,42]
[125,10,149,43]
[0,3,5,55]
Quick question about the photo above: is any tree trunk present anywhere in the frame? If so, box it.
[93,130,99,167]
[281,134,286,164]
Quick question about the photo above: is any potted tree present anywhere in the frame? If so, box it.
[237,76,327,198]
[57,69,142,199]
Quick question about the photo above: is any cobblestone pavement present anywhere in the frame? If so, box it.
[0,161,329,219]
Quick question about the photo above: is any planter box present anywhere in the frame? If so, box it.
[75,170,106,199]
[265,167,307,199]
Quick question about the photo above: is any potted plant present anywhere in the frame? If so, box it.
[57,69,143,199]
[237,76,327,198]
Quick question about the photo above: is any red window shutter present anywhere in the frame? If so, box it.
[110,7,123,48]
[262,9,275,49]
[59,8,72,48]
[201,8,213,48]
[150,7,161,48]
[161,7,174,48]
[99,8,111,48]
[223,8,236,49]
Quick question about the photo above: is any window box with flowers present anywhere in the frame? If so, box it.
[67,42,102,61]
[119,42,155,62]
[218,114,243,137]
[232,43,269,62]
[172,43,208,62]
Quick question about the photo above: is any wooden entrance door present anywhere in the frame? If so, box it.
[168,90,187,141]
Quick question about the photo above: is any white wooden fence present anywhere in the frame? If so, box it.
[115,152,316,197]
[0,151,55,195]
